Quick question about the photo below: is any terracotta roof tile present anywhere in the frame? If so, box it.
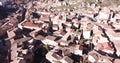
[97,42,113,51]
[22,22,43,27]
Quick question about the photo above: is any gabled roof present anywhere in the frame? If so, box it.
[34,35,45,40]
[106,29,120,37]
[15,37,31,44]
[57,39,69,46]
[100,24,112,29]
[45,35,56,40]
[97,42,114,52]
[52,52,63,60]
[22,21,43,28]
[88,52,99,62]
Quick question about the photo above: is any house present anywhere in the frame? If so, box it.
[105,29,120,41]
[65,26,71,33]
[92,25,108,45]
[46,50,63,63]
[53,31,61,36]
[114,13,120,21]
[16,37,31,48]
[64,22,72,27]
[81,8,95,17]
[60,30,67,36]
[88,51,112,63]
[96,42,114,54]
[92,25,103,35]
[112,23,120,29]
[52,24,59,30]
[100,24,112,30]
[7,30,16,44]
[39,12,51,21]
[22,21,43,30]
[73,45,83,56]
[96,7,110,22]
[112,40,120,56]
[60,56,73,63]
[70,32,81,44]
[83,29,91,39]
[57,39,69,46]
[80,17,90,26]
[42,36,58,46]
[29,29,41,37]
[88,52,99,63]
[62,48,71,56]
[7,30,16,39]
[87,23,94,30]
[61,32,71,41]
[15,37,31,45]
[34,35,45,41]
[94,34,109,43]
[51,15,59,25]
[22,49,28,55]
[73,22,80,28]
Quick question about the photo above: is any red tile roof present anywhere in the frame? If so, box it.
[97,42,113,51]
[79,46,83,50]
[22,22,43,28]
